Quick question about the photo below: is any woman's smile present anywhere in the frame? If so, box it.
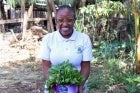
[61,27,70,31]
[56,8,75,38]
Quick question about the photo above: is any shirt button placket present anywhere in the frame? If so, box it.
[65,40,70,53]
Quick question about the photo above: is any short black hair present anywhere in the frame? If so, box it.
[56,5,76,19]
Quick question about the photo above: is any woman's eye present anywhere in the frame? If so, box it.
[57,19,63,23]
[67,19,74,23]
[56,19,74,23]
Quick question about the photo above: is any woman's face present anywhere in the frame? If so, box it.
[56,8,75,38]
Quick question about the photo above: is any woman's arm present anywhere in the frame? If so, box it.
[42,60,56,93]
[42,60,51,80]
[78,61,90,93]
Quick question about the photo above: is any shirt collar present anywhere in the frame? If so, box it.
[56,28,77,41]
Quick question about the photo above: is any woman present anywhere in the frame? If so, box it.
[40,5,93,93]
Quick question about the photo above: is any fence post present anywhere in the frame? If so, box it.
[46,0,54,32]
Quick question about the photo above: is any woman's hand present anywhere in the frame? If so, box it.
[50,85,55,93]
[79,61,90,93]
[42,60,51,80]
[78,85,83,93]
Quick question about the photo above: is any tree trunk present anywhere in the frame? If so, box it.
[28,4,33,18]
[0,1,2,33]
[0,1,5,39]
[137,35,140,74]
[46,0,54,32]
[28,4,33,28]
[22,11,28,41]
[50,0,56,18]
[133,0,140,74]
[21,0,26,41]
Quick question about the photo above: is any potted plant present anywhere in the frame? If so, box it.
[46,60,84,93]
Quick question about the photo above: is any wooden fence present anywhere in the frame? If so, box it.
[0,0,56,41]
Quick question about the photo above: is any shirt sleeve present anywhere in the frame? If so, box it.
[82,35,93,61]
[39,35,51,60]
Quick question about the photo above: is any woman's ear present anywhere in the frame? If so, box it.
[55,24,60,30]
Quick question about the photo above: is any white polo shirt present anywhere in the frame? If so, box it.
[40,28,92,71]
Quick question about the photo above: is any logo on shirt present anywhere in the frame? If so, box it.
[76,45,83,53]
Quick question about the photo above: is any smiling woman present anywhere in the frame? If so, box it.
[39,5,93,93]
[55,5,76,38]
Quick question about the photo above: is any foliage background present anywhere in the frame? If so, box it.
[74,0,140,92]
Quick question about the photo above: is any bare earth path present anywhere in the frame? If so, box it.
[0,39,44,93]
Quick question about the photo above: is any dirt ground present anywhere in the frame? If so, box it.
[0,35,45,93]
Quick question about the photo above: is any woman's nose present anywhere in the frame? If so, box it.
[62,21,69,26]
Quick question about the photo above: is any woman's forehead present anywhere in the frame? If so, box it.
[56,8,74,17]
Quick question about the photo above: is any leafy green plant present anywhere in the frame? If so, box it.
[89,38,138,92]
[123,74,140,93]
[46,60,84,92]
[75,0,128,43]
[87,71,107,91]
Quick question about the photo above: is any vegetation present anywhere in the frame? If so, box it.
[74,0,140,92]
[87,38,140,92]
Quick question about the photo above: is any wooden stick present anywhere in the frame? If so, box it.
[10,29,19,42]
